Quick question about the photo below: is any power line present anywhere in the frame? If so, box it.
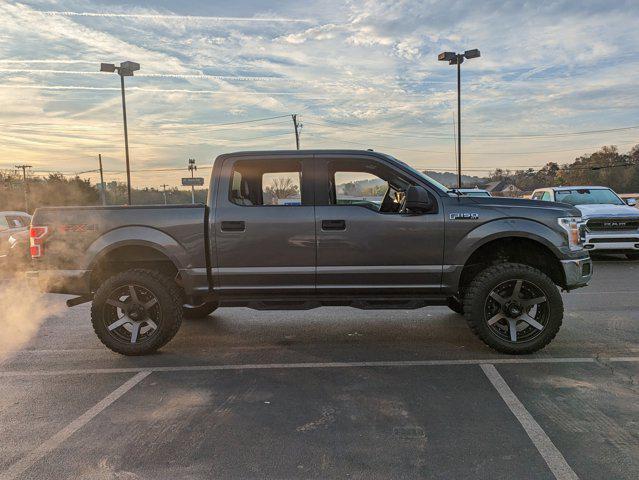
[193,115,291,127]
[305,133,638,156]
[305,118,639,140]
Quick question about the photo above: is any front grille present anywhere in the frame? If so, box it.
[586,218,639,231]
[588,237,639,243]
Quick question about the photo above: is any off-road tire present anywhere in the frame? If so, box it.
[463,262,563,354]
[91,269,183,356]
[626,253,639,261]
[446,296,464,315]
[183,301,218,319]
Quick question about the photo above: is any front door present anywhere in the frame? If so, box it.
[214,154,315,293]
[314,154,444,293]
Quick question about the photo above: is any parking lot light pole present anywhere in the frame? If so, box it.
[100,61,140,205]
[438,49,480,188]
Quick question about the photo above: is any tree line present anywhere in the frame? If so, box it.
[0,172,208,213]
[481,144,639,193]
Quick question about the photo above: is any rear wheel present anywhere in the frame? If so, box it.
[183,301,218,319]
[626,253,639,260]
[91,269,183,355]
[463,263,563,354]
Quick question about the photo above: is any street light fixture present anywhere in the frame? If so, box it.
[100,61,140,204]
[438,49,481,188]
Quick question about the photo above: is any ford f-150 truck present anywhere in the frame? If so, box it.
[29,150,592,355]
[531,186,639,259]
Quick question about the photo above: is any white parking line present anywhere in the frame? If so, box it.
[607,356,639,362]
[0,371,151,480]
[481,364,578,480]
[0,356,637,377]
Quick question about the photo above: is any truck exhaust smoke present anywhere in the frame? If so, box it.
[0,271,62,363]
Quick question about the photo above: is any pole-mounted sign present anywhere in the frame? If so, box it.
[181,177,205,186]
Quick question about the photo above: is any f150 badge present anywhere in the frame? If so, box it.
[450,213,479,220]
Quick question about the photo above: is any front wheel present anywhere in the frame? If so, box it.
[463,263,563,354]
[91,269,183,355]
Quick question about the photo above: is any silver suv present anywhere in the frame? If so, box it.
[531,186,639,259]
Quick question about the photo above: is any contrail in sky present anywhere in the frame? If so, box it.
[0,69,283,81]
[38,11,313,23]
[0,60,94,64]
[0,84,323,96]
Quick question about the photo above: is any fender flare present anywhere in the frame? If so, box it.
[83,226,189,271]
[450,218,566,267]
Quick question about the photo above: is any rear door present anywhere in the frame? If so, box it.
[213,154,316,293]
[314,154,445,293]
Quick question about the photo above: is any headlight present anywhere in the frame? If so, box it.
[558,217,583,251]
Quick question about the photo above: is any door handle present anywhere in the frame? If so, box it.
[221,221,245,232]
[321,219,346,231]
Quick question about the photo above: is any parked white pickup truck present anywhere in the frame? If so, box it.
[531,186,639,259]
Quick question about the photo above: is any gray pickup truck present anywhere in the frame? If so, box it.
[30,150,592,355]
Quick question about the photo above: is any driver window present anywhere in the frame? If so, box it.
[328,160,411,214]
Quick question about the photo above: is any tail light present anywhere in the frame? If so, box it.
[29,226,49,258]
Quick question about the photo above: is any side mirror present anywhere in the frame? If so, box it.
[626,198,637,207]
[405,185,434,213]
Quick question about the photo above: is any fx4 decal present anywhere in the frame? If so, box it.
[59,224,98,233]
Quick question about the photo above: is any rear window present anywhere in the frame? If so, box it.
[229,159,303,206]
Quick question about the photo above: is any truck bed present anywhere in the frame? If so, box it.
[30,204,208,294]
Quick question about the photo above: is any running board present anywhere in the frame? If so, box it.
[219,297,447,311]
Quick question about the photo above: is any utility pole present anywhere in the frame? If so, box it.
[15,164,32,213]
[161,184,169,205]
[188,158,197,204]
[98,154,106,205]
[292,114,300,150]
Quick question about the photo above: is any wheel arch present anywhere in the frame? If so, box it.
[457,235,566,295]
[86,227,187,290]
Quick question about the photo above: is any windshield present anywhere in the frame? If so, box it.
[385,155,448,192]
[555,188,624,206]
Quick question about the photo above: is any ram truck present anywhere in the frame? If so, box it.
[531,186,639,259]
[29,150,592,355]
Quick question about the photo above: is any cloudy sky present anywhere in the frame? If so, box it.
[1,0,638,187]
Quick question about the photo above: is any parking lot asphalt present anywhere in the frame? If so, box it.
[1,256,638,479]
